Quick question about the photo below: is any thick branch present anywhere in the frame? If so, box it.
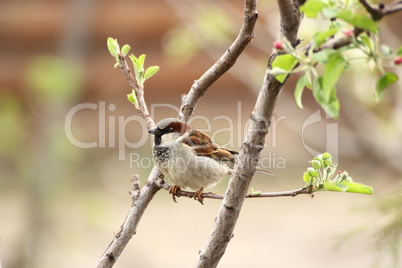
[194,1,302,267]
[178,0,258,122]
[98,1,259,267]
[99,0,402,267]
[359,0,384,20]
[96,167,162,268]
[277,0,303,46]
[196,65,284,268]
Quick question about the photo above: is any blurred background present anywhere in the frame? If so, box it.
[1,0,401,267]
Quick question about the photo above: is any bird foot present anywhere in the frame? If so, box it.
[194,187,204,205]
[169,185,181,203]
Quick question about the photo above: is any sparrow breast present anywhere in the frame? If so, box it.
[148,118,237,191]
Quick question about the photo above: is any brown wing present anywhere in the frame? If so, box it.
[183,129,237,168]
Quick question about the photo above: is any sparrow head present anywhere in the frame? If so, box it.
[148,118,190,145]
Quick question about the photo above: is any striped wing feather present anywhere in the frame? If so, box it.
[183,129,237,167]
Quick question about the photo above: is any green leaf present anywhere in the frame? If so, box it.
[121,44,131,57]
[322,180,374,194]
[312,76,325,105]
[343,182,373,194]
[313,28,340,48]
[322,53,346,102]
[334,10,353,21]
[303,171,311,184]
[129,54,138,70]
[137,54,146,72]
[304,153,374,195]
[312,77,339,118]
[294,75,307,108]
[250,188,262,196]
[324,91,340,119]
[269,67,290,76]
[312,49,336,63]
[107,37,120,58]
[321,152,332,161]
[271,54,299,83]
[129,54,145,86]
[352,15,379,33]
[397,47,402,56]
[127,91,139,108]
[358,34,373,51]
[335,11,379,33]
[300,0,328,19]
[321,7,338,19]
[307,167,319,178]
[136,54,146,85]
[323,182,348,192]
[305,71,312,89]
[144,66,160,81]
[375,72,399,101]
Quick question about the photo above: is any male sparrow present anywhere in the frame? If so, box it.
[148,118,237,204]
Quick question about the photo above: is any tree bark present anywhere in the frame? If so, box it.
[195,1,303,267]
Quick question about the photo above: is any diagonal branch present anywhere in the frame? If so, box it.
[359,0,402,20]
[359,0,384,20]
[382,1,402,16]
[96,167,162,268]
[277,0,303,46]
[178,0,258,122]
[98,1,259,267]
[195,1,303,267]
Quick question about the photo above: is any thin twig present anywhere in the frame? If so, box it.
[117,54,155,130]
[97,48,159,268]
[382,1,402,16]
[154,178,313,200]
[306,0,402,51]
[178,0,258,122]
[359,0,384,20]
[358,0,402,20]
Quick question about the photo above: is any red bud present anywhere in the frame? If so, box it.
[394,57,402,65]
[344,30,353,37]
[274,41,284,51]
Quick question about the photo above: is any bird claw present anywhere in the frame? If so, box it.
[169,185,205,205]
[169,185,180,203]
[194,188,204,205]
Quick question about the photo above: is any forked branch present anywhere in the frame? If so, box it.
[179,0,258,122]
[194,0,302,267]
[98,1,259,267]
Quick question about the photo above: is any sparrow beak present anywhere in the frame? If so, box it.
[148,127,161,136]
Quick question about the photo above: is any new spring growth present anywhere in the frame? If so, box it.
[303,152,373,194]
[107,37,160,108]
